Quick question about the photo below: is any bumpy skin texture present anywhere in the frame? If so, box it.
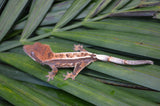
[23,42,153,81]
[23,42,96,81]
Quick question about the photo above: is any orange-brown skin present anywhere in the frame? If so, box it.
[23,42,153,81]
[23,42,97,81]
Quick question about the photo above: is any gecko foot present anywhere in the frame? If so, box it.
[46,71,55,81]
[74,44,87,52]
[63,72,75,80]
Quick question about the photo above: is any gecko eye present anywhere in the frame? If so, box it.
[30,51,36,61]
[31,51,35,56]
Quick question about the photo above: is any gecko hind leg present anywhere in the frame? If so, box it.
[74,44,87,52]
[63,72,74,80]
[63,61,92,80]
[46,65,58,81]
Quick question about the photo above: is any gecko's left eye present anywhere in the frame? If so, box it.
[30,51,36,61]
[31,51,34,56]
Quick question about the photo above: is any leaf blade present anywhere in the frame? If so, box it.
[0,0,28,42]
[53,0,91,30]
[83,18,160,36]
[0,74,60,105]
[0,52,129,105]
[84,0,111,20]
[20,0,54,40]
[0,40,21,52]
[51,30,160,59]
[40,37,160,91]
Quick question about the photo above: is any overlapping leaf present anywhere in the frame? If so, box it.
[0,51,157,105]
[0,0,160,105]
[0,74,60,106]
[53,0,91,30]
[20,0,54,41]
[0,64,92,105]
[0,0,28,42]
[51,28,160,59]
[32,37,160,91]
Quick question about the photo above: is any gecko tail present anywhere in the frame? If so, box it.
[96,54,153,65]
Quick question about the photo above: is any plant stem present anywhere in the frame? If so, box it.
[1,11,113,52]
[91,13,112,21]
[59,22,82,31]
[28,32,52,42]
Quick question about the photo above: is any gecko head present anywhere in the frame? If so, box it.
[23,42,54,62]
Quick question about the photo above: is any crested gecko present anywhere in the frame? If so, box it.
[23,42,153,81]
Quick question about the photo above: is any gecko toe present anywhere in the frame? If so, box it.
[63,72,76,80]
[47,78,50,82]
[63,74,66,77]
[46,72,55,81]
[72,77,75,80]
[51,77,54,80]
[46,75,50,81]
[64,77,67,80]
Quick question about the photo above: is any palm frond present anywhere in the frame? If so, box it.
[0,0,160,105]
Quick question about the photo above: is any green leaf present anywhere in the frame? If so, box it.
[139,0,160,7]
[0,52,154,106]
[0,0,7,11]
[127,5,160,12]
[89,61,160,91]
[154,12,160,19]
[116,86,160,103]
[0,40,21,52]
[0,83,38,106]
[0,0,28,42]
[1,0,160,105]
[91,0,140,20]
[20,0,54,40]
[103,0,130,12]
[0,74,60,105]
[0,63,55,88]
[40,37,160,91]
[3,30,22,41]
[109,11,156,17]
[0,42,159,103]
[50,0,74,12]
[14,0,74,30]
[24,83,92,105]
[84,0,111,20]
[1,36,159,104]
[118,0,141,11]
[113,0,130,10]
[0,97,12,106]
[0,63,92,105]
[76,75,158,105]
[51,29,160,59]
[83,18,160,37]
[100,0,123,13]
[53,0,91,30]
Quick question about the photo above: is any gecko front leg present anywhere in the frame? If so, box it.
[46,65,58,81]
[74,44,87,52]
[63,60,93,80]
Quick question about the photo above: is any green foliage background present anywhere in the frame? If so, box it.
[0,0,160,105]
